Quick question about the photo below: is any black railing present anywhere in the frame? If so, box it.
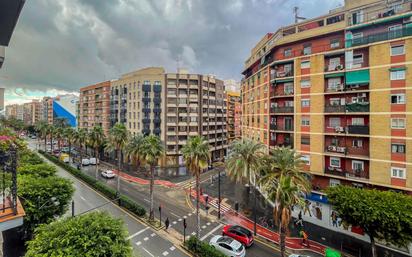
[153,84,162,93]
[347,27,412,47]
[325,168,369,180]
[325,105,346,113]
[271,106,294,113]
[142,84,151,92]
[142,96,151,103]
[347,125,369,135]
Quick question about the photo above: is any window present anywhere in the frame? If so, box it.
[301,155,310,165]
[352,139,363,148]
[389,24,402,31]
[330,38,340,49]
[285,101,294,107]
[391,45,404,56]
[329,117,341,127]
[329,179,341,187]
[328,57,341,71]
[330,157,341,168]
[390,70,405,80]
[352,32,363,43]
[301,60,310,69]
[391,167,406,179]
[301,116,310,126]
[391,118,405,129]
[352,160,364,171]
[353,54,363,65]
[303,44,312,55]
[284,83,294,94]
[328,78,342,90]
[351,117,364,125]
[391,94,405,104]
[392,143,405,153]
[300,79,311,88]
[301,99,310,107]
[284,48,292,57]
[301,135,310,145]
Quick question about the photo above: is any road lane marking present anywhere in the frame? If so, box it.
[188,213,192,216]
[172,221,177,225]
[136,241,141,246]
[206,222,211,226]
[200,224,223,241]
[178,218,182,221]
[127,227,150,240]
[143,198,150,202]
[142,247,155,257]
[170,212,180,218]
[201,225,206,229]
[150,233,156,237]
[143,237,149,241]
[162,251,169,256]
[170,246,175,251]
[191,232,196,236]
[80,196,86,201]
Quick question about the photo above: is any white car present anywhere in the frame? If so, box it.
[209,235,245,257]
[101,170,116,179]
[89,158,98,165]
[81,158,90,166]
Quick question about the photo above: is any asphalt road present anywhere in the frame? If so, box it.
[31,143,188,257]
[32,140,280,257]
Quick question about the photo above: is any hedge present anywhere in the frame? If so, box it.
[185,236,226,257]
[39,150,146,217]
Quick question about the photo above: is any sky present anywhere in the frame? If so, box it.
[1,0,343,105]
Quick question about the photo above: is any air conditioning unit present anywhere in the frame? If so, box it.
[335,126,344,133]
[328,145,337,151]
[337,147,346,153]
[336,64,344,70]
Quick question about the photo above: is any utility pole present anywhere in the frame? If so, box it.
[293,7,306,23]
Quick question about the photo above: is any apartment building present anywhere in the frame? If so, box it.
[5,104,18,119]
[40,95,78,127]
[241,0,412,193]
[41,96,53,124]
[108,67,227,166]
[79,81,111,133]
[226,91,242,142]
[21,100,42,125]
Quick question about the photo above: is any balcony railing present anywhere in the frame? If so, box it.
[347,2,412,26]
[325,167,369,180]
[326,145,346,154]
[347,27,412,47]
[346,102,370,112]
[270,106,294,113]
[347,125,369,135]
[325,105,346,113]
[271,124,293,131]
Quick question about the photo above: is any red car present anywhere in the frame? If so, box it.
[222,225,254,247]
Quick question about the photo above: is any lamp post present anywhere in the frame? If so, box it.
[218,167,221,219]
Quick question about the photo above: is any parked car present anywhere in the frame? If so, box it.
[59,153,70,163]
[61,147,69,153]
[222,225,254,247]
[31,135,37,139]
[81,158,90,166]
[209,235,245,257]
[101,170,116,179]
[89,158,98,165]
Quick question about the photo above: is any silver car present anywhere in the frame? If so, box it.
[209,235,245,257]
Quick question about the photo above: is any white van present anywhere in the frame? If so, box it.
[81,158,90,166]
[89,158,97,165]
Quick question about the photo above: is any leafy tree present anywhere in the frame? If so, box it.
[17,175,74,237]
[259,147,311,257]
[63,127,74,163]
[26,212,132,257]
[105,123,128,192]
[225,138,265,234]
[73,128,87,165]
[18,163,57,177]
[125,133,145,172]
[327,186,412,257]
[140,135,164,221]
[35,121,48,151]
[89,126,105,179]
[181,136,209,238]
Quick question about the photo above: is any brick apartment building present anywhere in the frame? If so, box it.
[226,91,242,142]
[241,0,412,193]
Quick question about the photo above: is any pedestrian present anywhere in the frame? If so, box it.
[299,230,309,247]
[296,211,303,227]
[165,217,170,232]
[331,211,338,227]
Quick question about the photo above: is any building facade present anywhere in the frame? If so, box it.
[226,91,242,142]
[40,95,78,127]
[79,81,111,133]
[241,0,412,193]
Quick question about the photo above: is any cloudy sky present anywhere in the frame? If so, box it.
[1,0,343,105]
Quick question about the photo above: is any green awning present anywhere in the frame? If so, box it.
[274,78,294,83]
[345,69,370,85]
[325,72,345,78]
[389,67,406,71]
[325,248,341,257]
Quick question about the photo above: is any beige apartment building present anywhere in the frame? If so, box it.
[79,81,111,133]
[242,0,412,193]
[108,67,227,167]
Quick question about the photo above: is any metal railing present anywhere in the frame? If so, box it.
[348,27,412,47]
[347,125,369,135]
[270,106,294,113]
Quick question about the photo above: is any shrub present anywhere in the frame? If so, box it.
[18,163,57,177]
[185,236,226,257]
[19,150,43,165]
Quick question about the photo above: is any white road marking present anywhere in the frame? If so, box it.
[191,232,196,236]
[143,198,150,202]
[172,221,177,225]
[170,212,180,218]
[80,196,86,201]
[143,237,149,241]
[178,218,182,221]
[136,241,141,246]
[183,216,187,219]
[206,222,211,226]
[200,224,223,241]
[201,225,206,229]
[142,247,155,257]
[162,251,169,256]
[127,227,150,240]
[150,233,156,237]
[188,213,192,216]
[170,246,175,251]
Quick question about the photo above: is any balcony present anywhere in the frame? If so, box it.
[153,117,161,124]
[324,167,369,180]
[153,127,161,135]
[346,102,369,113]
[270,106,294,113]
[143,84,151,92]
[153,107,162,113]
[153,97,161,104]
[142,128,150,135]
[142,96,151,103]
[347,27,412,48]
[326,145,346,154]
[325,105,345,113]
[153,84,162,93]
[271,124,293,132]
[347,125,369,135]
[142,107,151,113]
[142,118,151,123]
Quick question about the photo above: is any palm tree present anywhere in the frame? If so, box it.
[140,135,164,221]
[47,126,56,153]
[63,127,74,162]
[54,127,64,152]
[259,147,311,257]
[225,138,265,235]
[181,136,209,238]
[89,126,105,179]
[73,128,87,165]
[125,133,145,172]
[35,121,48,151]
[105,123,128,192]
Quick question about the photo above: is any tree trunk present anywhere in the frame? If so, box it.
[149,164,155,221]
[44,136,46,151]
[51,134,53,152]
[370,235,377,257]
[196,170,200,239]
[68,142,71,163]
[95,148,99,179]
[79,145,83,167]
[279,225,286,257]
[117,148,121,192]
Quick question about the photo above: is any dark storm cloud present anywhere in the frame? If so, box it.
[1,0,343,95]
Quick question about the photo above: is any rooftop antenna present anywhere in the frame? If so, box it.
[294,6,306,23]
